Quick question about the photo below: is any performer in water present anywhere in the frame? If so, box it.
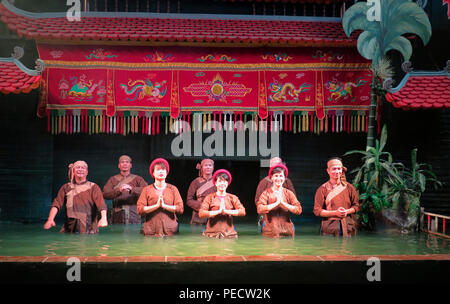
[313,157,359,236]
[137,158,184,237]
[44,160,108,234]
[186,158,216,226]
[256,163,302,238]
[254,157,296,227]
[199,169,246,239]
[103,155,148,224]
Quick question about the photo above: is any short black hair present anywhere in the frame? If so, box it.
[271,166,286,175]
[215,173,230,182]
[152,162,167,172]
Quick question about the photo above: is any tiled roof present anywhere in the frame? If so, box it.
[385,71,450,110]
[0,1,356,47]
[0,47,43,95]
[0,61,41,94]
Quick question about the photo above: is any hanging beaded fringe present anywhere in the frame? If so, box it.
[47,111,370,135]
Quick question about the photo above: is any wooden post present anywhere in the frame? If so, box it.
[435,216,439,233]
[419,207,424,232]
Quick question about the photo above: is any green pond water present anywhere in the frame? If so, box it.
[0,220,449,257]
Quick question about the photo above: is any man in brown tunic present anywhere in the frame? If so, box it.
[199,169,246,239]
[137,158,184,237]
[43,160,108,234]
[313,158,359,236]
[186,158,216,225]
[103,155,148,224]
[254,157,296,226]
[257,164,302,238]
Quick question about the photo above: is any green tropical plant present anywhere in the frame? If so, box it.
[345,125,442,231]
[384,148,442,231]
[342,0,432,149]
[344,125,396,230]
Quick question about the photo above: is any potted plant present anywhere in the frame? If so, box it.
[383,148,442,233]
[344,125,396,231]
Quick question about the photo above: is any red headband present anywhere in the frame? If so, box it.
[149,158,170,178]
[212,169,232,184]
[269,163,289,178]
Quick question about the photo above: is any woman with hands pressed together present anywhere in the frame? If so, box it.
[137,158,184,237]
[199,169,246,239]
[257,163,302,238]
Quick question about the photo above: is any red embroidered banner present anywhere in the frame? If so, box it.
[36,44,371,134]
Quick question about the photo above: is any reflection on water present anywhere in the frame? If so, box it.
[426,234,448,250]
[0,222,448,257]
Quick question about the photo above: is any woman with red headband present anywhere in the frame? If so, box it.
[256,163,302,238]
[136,158,184,237]
[199,169,246,238]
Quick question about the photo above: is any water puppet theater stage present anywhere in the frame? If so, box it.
[0,0,449,287]
[0,222,449,284]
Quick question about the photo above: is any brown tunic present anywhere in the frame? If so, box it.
[103,173,148,224]
[254,176,296,204]
[186,177,217,225]
[51,181,107,234]
[313,181,360,236]
[257,187,302,238]
[200,193,245,239]
[137,183,184,237]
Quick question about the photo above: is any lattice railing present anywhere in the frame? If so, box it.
[422,209,450,239]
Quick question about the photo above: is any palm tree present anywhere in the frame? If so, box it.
[342,0,431,149]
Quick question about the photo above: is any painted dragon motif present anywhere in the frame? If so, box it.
[326,77,368,102]
[85,48,118,60]
[269,80,312,102]
[120,78,167,102]
[313,50,343,62]
[145,52,173,62]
